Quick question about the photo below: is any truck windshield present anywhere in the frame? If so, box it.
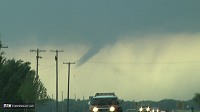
[91,98,118,105]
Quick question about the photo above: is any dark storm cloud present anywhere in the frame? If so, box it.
[1,0,200,65]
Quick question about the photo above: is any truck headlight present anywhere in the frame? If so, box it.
[93,107,98,112]
[110,106,115,111]
[146,107,150,112]
[139,107,143,112]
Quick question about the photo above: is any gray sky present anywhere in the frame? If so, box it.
[1,0,200,101]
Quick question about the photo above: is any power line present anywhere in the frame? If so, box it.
[39,65,56,70]
[73,74,84,97]
[50,50,64,112]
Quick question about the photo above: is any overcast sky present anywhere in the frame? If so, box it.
[1,0,200,101]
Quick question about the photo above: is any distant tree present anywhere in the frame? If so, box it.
[193,93,200,106]
[0,47,5,69]
[176,101,184,110]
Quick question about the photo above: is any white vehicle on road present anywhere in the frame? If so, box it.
[89,93,122,112]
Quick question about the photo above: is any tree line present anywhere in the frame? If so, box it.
[0,46,49,112]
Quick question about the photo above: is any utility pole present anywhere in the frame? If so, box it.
[63,62,75,112]
[30,49,46,78]
[0,33,8,51]
[52,94,54,112]
[62,91,64,112]
[50,50,64,112]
